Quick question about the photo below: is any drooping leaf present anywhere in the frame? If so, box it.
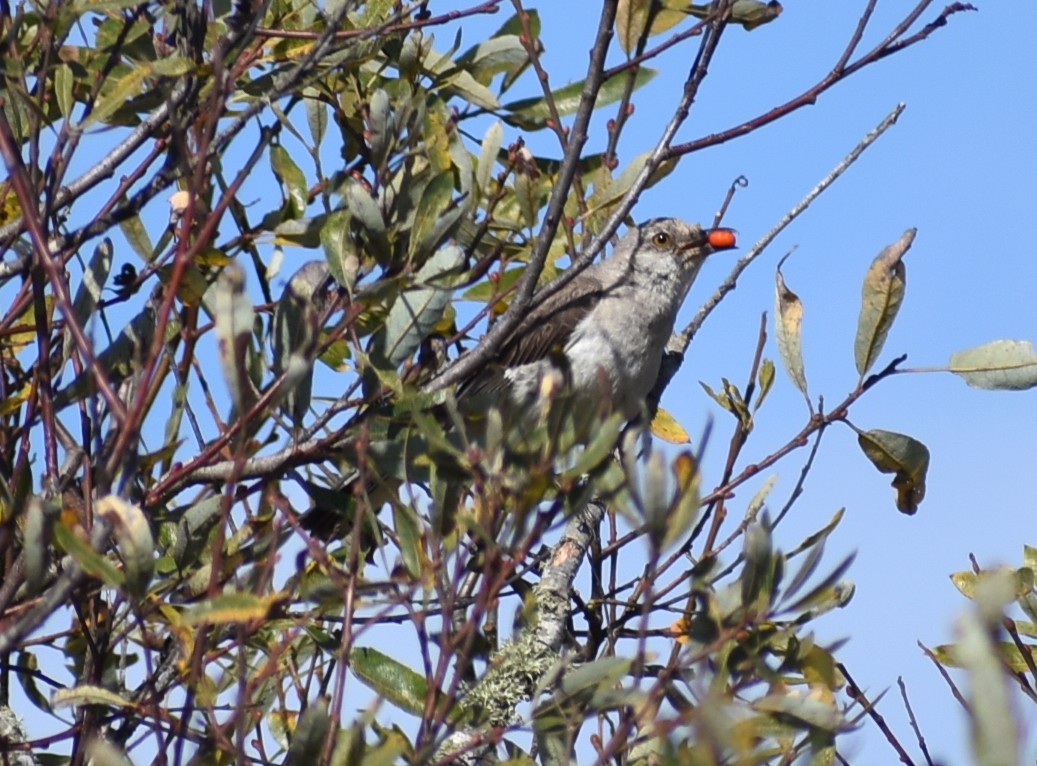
[854,229,915,378]
[856,428,929,514]
[393,503,428,579]
[775,254,809,406]
[616,0,652,54]
[949,339,1037,391]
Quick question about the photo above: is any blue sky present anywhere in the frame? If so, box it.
[429,1,1037,762]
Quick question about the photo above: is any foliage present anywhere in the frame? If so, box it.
[0,1,1028,765]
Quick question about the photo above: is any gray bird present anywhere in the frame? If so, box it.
[301,217,736,538]
[459,218,736,420]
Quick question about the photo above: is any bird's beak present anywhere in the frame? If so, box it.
[706,228,738,251]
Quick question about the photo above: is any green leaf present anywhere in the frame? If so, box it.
[784,550,856,615]
[755,358,775,411]
[81,65,148,128]
[502,68,657,130]
[950,568,1033,602]
[55,63,75,119]
[854,229,915,378]
[149,56,196,77]
[443,69,500,110]
[410,173,458,259]
[476,121,504,198]
[392,504,425,579]
[856,428,929,514]
[548,656,633,705]
[270,144,309,218]
[119,214,154,262]
[783,530,840,608]
[320,210,361,289]
[373,245,464,368]
[587,150,677,221]
[53,520,125,589]
[775,253,809,405]
[456,35,529,85]
[350,647,430,716]
[786,508,845,560]
[367,89,393,165]
[669,453,702,548]
[497,12,540,92]
[285,700,331,764]
[304,88,327,148]
[949,339,1037,391]
[560,412,624,482]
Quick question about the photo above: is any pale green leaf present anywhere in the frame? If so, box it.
[950,339,1037,391]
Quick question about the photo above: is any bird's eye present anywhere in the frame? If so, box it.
[652,231,671,248]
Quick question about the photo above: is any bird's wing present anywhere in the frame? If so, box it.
[459,272,607,399]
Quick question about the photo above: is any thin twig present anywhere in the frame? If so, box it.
[898,676,936,766]
[839,661,917,766]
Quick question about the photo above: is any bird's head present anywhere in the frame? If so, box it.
[619,217,737,290]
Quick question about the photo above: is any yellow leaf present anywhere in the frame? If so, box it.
[651,407,690,444]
